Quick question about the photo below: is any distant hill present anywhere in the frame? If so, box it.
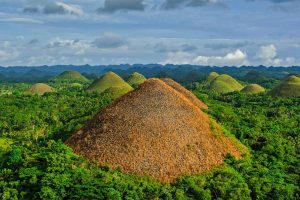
[53,71,89,83]
[26,83,55,95]
[126,72,147,88]
[208,74,243,93]
[0,65,299,84]
[241,84,265,94]
[241,70,279,89]
[87,72,133,98]
[66,78,245,182]
[269,75,300,97]
[0,73,6,82]
[180,70,205,85]
[242,71,267,83]
[206,72,219,83]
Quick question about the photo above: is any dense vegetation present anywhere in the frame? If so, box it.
[1,65,299,85]
[0,79,299,199]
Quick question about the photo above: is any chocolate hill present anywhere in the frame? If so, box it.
[269,75,300,97]
[241,84,265,94]
[208,74,243,94]
[26,83,54,95]
[66,78,244,182]
[161,78,208,110]
[54,71,88,83]
[206,72,219,83]
[86,71,133,96]
[126,72,147,88]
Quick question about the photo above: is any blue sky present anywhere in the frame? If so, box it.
[0,0,299,66]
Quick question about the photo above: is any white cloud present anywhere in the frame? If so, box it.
[0,41,19,61]
[23,1,84,16]
[28,55,56,65]
[98,0,145,13]
[92,33,127,49]
[45,2,84,16]
[257,44,296,66]
[163,51,194,64]
[258,44,277,61]
[46,38,90,55]
[0,50,19,61]
[163,49,248,66]
[0,17,43,24]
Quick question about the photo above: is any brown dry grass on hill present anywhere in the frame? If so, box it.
[161,78,208,110]
[66,78,243,182]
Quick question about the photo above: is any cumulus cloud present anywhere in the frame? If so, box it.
[28,38,39,45]
[44,2,84,16]
[23,7,39,13]
[154,43,198,53]
[97,0,145,13]
[163,49,248,66]
[0,41,19,61]
[257,44,296,66]
[181,44,198,52]
[154,43,169,53]
[92,33,127,49]
[46,38,89,55]
[0,17,43,24]
[23,2,84,16]
[247,0,297,3]
[270,0,297,3]
[162,0,220,9]
[28,55,56,65]
[0,50,19,62]
[258,44,277,61]
[204,41,253,50]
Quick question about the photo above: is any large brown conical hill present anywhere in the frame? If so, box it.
[66,78,243,182]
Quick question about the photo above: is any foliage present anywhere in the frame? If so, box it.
[0,81,299,199]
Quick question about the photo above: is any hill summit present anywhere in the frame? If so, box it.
[126,72,147,88]
[86,71,133,98]
[26,83,54,95]
[161,78,208,110]
[206,72,219,83]
[208,74,243,93]
[54,71,88,83]
[269,75,300,97]
[66,78,244,182]
[241,84,265,94]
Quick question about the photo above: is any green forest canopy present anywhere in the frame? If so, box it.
[0,77,299,199]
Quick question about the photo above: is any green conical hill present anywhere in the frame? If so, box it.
[269,75,300,97]
[26,83,54,95]
[87,71,133,94]
[207,72,219,83]
[126,72,147,88]
[54,71,88,83]
[241,84,265,94]
[208,74,243,93]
